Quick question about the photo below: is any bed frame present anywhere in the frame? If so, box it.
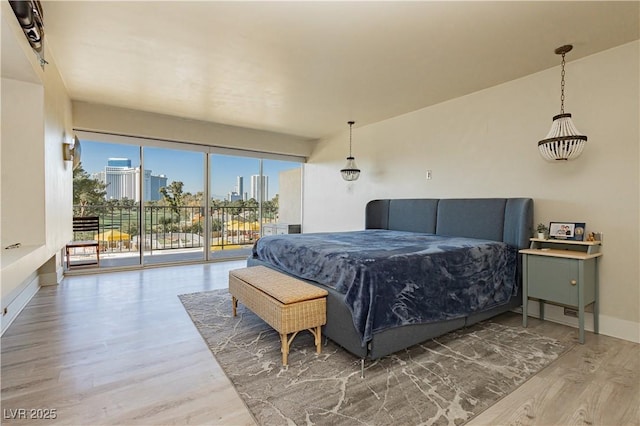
[248,198,533,360]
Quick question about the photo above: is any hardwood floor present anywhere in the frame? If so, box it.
[468,315,640,426]
[1,261,255,425]
[2,262,638,425]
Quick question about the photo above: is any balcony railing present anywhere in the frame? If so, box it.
[71,204,276,254]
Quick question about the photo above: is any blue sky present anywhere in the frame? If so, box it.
[80,140,300,200]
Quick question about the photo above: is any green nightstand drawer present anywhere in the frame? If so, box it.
[526,255,596,306]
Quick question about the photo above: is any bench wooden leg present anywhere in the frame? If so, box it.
[231,296,238,317]
[308,326,322,354]
[280,333,289,365]
[280,331,302,366]
[280,328,323,366]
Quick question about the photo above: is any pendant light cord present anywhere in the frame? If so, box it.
[348,121,354,157]
[560,52,566,114]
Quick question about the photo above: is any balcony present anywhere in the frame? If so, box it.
[67,204,276,269]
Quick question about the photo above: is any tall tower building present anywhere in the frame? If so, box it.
[250,175,269,201]
[236,176,243,198]
[149,174,167,201]
[103,165,138,200]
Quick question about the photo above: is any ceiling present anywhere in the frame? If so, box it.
[39,1,639,140]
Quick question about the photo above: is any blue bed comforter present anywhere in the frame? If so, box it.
[252,230,517,345]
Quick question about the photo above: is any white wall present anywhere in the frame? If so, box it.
[304,41,640,342]
[278,167,302,224]
[1,79,45,246]
[72,101,315,158]
[1,2,73,333]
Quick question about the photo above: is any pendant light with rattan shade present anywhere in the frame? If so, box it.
[538,45,587,161]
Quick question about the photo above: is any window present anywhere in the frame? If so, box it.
[69,132,304,269]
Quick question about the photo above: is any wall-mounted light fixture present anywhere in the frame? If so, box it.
[340,121,361,181]
[63,135,81,169]
[538,45,587,161]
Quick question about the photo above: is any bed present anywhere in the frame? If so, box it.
[248,198,533,360]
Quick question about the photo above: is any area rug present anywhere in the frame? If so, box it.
[179,289,569,425]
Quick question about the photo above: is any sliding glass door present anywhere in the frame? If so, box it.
[209,154,260,260]
[143,147,205,265]
[208,155,303,260]
[71,141,142,268]
[71,131,304,270]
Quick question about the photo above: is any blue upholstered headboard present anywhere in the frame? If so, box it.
[365,198,533,249]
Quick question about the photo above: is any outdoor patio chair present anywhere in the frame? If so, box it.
[65,216,100,268]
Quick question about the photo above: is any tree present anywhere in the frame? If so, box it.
[211,218,223,232]
[244,198,259,221]
[123,222,139,237]
[229,199,245,217]
[159,181,184,213]
[262,194,279,221]
[119,197,136,208]
[159,181,185,231]
[73,163,107,216]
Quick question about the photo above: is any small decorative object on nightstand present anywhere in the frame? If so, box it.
[536,223,549,239]
[521,238,602,344]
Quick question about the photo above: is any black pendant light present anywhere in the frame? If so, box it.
[340,121,361,181]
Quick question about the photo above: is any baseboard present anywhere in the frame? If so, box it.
[518,302,640,344]
[597,314,640,343]
[1,274,40,336]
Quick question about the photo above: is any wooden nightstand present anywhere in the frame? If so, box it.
[520,238,602,343]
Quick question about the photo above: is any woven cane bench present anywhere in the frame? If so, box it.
[229,266,328,366]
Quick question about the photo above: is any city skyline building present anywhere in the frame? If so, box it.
[250,174,269,202]
[225,175,247,201]
[227,191,242,202]
[236,176,243,198]
[96,158,167,201]
[149,174,168,201]
[96,162,275,203]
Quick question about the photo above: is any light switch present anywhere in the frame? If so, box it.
[426,170,432,180]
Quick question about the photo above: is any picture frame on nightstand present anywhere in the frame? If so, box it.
[549,221,586,241]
